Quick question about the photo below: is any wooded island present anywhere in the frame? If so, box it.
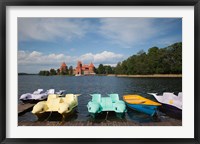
[38,42,182,76]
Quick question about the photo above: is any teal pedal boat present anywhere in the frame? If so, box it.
[87,94,126,118]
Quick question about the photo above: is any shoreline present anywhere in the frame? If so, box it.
[107,74,182,78]
[19,74,182,78]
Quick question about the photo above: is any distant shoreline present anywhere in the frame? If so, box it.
[18,73,37,75]
[107,74,182,78]
[18,73,182,77]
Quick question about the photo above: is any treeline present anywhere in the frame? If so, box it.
[94,64,114,75]
[39,42,182,76]
[18,73,37,75]
[39,66,74,76]
[95,42,182,75]
[114,42,182,74]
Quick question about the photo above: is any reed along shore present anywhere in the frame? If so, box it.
[107,74,182,78]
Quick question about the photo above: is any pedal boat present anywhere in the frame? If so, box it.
[20,89,55,103]
[123,95,161,116]
[32,93,80,120]
[87,94,126,118]
[148,92,182,119]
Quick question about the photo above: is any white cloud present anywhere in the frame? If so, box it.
[79,51,124,64]
[78,53,94,62]
[29,51,42,57]
[18,51,74,66]
[18,50,124,73]
[18,18,89,42]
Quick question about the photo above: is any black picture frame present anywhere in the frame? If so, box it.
[0,0,199,143]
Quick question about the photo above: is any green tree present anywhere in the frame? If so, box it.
[94,67,98,74]
[50,69,57,75]
[65,66,69,75]
[104,65,113,74]
[39,70,50,76]
[39,71,45,75]
[69,66,73,75]
[121,60,128,74]
[113,42,182,75]
[44,71,50,76]
[57,69,60,75]
[114,62,123,74]
[98,64,105,74]
[61,71,66,75]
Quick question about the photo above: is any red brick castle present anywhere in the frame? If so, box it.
[75,61,95,75]
[60,62,67,74]
[59,61,95,75]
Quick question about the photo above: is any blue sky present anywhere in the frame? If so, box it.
[18,18,182,73]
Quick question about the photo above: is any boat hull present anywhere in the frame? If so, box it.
[89,111,125,119]
[159,103,182,119]
[89,112,98,118]
[126,103,158,116]
[115,112,125,119]
[35,107,78,121]
[20,99,47,104]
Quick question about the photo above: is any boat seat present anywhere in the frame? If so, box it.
[47,98,61,110]
[33,89,44,95]
[56,90,65,95]
[46,94,60,110]
[101,97,113,110]
[178,92,182,101]
[64,94,75,104]
[91,94,101,103]
[178,92,182,97]
[47,89,55,94]
[47,94,58,101]
[163,92,175,97]
[109,94,119,103]
[125,99,146,104]
[124,97,140,100]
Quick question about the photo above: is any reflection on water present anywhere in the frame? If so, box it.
[18,75,182,123]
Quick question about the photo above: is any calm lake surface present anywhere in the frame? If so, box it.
[18,75,182,123]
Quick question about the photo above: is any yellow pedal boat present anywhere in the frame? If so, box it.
[123,95,161,116]
[32,93,80,119]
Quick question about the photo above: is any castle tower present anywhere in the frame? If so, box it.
[76,61,82,75]
[60,62,67,73]
[89,62,94,73]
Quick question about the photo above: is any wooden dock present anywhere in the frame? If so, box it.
[18,103,35,116]
[18,119,182,126]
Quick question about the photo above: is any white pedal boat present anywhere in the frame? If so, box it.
[148,92,182,119]
[20,89,55,102]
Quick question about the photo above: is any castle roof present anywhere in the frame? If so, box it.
[89,62,94,67]
[61,62,67,67]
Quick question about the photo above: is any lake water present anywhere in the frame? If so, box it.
[18,75,182,123]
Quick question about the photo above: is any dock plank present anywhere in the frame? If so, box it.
[18,119,182,126]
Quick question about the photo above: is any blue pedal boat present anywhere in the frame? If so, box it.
[123,95,161,116]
